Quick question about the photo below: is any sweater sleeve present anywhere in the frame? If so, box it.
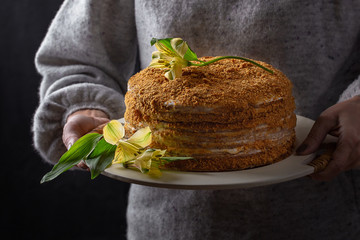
[339,75,360,102]
[32,0,137,164]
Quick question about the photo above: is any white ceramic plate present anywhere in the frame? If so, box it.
[103,115,330,190]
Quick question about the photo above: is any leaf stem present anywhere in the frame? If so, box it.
[190,56,274,74]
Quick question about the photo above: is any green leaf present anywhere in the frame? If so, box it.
[85,138,116,179]
[183,46,199,62]
[150,38,158,46]
[151,38,172,47]
[40,133,102,184]
[152,38,188,60]
[151,38,174,53]
[160,156,194,162]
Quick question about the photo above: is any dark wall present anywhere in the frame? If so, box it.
[2,1,130,239]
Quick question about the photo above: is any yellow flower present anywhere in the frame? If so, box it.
[103,120,152,164]
[149,38,190,80]
[103,119,194,177]
[133,149,166,177]
[103,119,124,145]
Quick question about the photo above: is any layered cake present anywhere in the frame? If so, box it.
[124,57,296,171]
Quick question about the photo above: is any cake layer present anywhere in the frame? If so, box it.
[126,96,294,125]
[160,129,295,157]
[162,133,295,171]
[151,113,296,133]
[152,125,295,149]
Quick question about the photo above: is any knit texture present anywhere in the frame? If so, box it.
[33,0,137,163]
[33,0,360,239]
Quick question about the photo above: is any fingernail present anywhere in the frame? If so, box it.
[67,142,73,150]
[296,144,308,154]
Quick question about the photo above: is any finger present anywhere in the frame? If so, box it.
[297,113,337,155]
[328,127,341,137]
[89,122,108,135]
[348,142,360,169]
[62,120,83,150]
[76,161,90,171]
[62,127,80,150]
[62,115,109,149]
[310,161,338,181]
[310,140,353,181]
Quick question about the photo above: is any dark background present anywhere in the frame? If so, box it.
[2,1,130,239]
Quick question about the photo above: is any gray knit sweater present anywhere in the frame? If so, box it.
[33,0,360,239]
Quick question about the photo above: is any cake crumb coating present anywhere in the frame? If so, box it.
[124,57,296,171]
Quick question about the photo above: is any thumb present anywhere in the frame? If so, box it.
[297,114,337,155]
[62,120,84,150]
[63,133,78,150]
[62,116,109,150]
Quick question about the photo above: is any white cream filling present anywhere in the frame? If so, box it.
[254,96,283,107]
[211,148,262,155]
[164,99,178,107]
[163,96,282,113]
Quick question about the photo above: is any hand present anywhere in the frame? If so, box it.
[297,95,360,181]
[62,109,110,170]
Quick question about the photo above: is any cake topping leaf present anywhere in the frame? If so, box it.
[149,37,273,80]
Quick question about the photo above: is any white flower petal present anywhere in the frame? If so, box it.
[171,38,188,58]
